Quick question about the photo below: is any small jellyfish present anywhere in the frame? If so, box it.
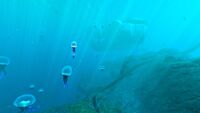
[61,65,72,88]
[29,84,35,89]
[38,88,44,93]
[98,65,105,71]
[0,56,10,79]
[71,41,77,59]
[13,94,36,112]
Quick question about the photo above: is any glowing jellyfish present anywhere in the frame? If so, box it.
[38,88,44,93]
[61,65,72,88]
[98,65,105,71]
[13,94,36,112]
[89,19,148,52]
[71,41,77,59]
[29,84,35,89]
[0,56,10,79]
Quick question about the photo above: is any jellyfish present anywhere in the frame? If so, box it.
[29,84,35,89]
[71,41,77,59]
[38,88,44,93]
[61,65,72,88]
[98,65,105,71]
[0,56,10,79]
[13,94,36,113]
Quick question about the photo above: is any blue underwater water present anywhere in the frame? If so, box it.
[1,0,200,113]
[0,71,5,79]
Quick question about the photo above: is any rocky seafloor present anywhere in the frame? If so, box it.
[40,49,200,113]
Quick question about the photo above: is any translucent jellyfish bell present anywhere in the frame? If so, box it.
[61,65,72,88]
[0,56,10,79]
[13,94,36,112]
[71,41,77,48]
[29,84,35,89]
[0,56,10,65]
[38,88,44,93]
[61,65,72,76]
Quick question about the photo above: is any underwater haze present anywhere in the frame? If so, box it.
[1,0,200,113]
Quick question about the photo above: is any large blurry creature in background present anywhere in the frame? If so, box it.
[89,19,148,53]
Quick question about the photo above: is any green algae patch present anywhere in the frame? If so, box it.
[40,99,121,113]
[67,100,95,113]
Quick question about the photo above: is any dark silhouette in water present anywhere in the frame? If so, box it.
[92,95,100,113]
[0,56,10,79]
[63,75,69,88]
[0,64,7,79]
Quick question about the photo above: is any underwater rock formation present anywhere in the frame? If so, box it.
[90,49,200,113]
[134,53,200,113]
[89,19,148,52]
[39,101,93,113]
[39,99,121,113]
[41,48,200,113]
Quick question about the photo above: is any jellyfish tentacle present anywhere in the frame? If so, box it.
[0,70,5,79]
